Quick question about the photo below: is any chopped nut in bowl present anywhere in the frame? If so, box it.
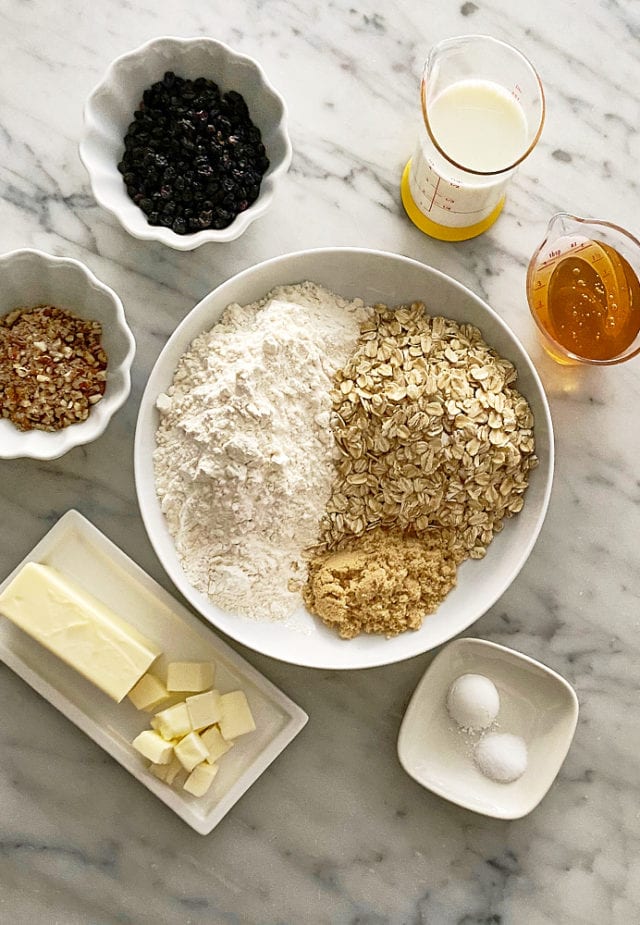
[0,249,135,460]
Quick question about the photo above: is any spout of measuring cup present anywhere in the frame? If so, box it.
[544,211,582,239]
[529,212,573,272]
[544,213,640,268]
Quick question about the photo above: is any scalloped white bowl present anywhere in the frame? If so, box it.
[134,248,554,670]
[80,36,292,250]
[0,249,135,460]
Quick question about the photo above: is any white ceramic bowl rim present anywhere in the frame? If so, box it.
[134,247,555,669]
[80,35,293,250]
[0,248,135,460]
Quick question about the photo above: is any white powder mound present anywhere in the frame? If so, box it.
[446,673,500,731]
[153,282,370,623]
[475,732,528,783]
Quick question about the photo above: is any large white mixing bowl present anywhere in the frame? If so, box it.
[134,249,554,669]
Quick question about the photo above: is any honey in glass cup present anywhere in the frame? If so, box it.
[527,213,640,365]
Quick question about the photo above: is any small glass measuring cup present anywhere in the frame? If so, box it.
[527,213,640,365]
[401,35,545,242]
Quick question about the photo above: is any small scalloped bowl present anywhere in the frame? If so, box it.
[0,249,135,460]
[80,36,293,250]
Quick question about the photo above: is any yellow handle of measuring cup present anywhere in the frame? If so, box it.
[400,161,506,242]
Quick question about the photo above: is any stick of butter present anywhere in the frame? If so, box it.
[0,562,161,702]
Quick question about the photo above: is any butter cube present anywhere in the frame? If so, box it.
[201,724,233,764]
[151,754,184,786]
[164,755,186,786]
[174,731,210,772]
[165,749,186,785]
[186,689,222,730]
[151,702,192,740]
[218,690,256,740]
[128,673,170,712]
[183,761,219,797]
[132,730,173,765]
[166,661,214,692]
[0,562,161,702]
[149,762,169,781]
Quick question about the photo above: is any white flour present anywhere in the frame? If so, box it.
[153,282,369,623]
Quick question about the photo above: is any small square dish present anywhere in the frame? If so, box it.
[0,510,307,834]
[397,637,578,819]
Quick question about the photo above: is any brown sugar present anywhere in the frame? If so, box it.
[303,527,457,639]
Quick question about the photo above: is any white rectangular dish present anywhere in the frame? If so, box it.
[0,510,308,834]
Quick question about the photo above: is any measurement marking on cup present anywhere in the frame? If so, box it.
[428,176,441,212]
[420,168,489,215]
[402,37,544,240]
[528,217,640,362]
[538,241,594,269]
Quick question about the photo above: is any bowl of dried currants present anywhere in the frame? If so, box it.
[80,36,292,250]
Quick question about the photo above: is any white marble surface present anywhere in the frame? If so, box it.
[1,0,639,922]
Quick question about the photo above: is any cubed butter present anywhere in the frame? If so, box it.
[0,563,161,702]
[174,731,210,772]
[183,761,219,797]
[151,754,184,786]
[132,730,173,765]
[201,724,233,764]
[186,689,222,730]
[149,762,169,781]
[128,672,170,712]
[163,754,186,786]
[166,661,214,692]
[219,690,256,740]
[151,702,192,740]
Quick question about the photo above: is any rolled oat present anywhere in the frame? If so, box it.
[304,300,538,638]
[317,302,537,563]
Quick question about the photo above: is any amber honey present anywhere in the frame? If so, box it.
[528,239,640,362]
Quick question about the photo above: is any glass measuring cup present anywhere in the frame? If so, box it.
[527,213,640,365]
[401,35,545,242]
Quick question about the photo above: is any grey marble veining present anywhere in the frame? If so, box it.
[1,0,640,923]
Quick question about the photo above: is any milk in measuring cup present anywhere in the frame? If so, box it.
[429,80,528,172]
[408,79,528,230]
[402,35,544,241]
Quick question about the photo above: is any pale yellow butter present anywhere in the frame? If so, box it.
[128,672,170,712]
[132,730,173,765]
[152,702,192,740]
[219,690,256,739]
[150,754,185,786]
[166,661,214,692]
[201,724,233,764]
[174,731,210,772]
[163,754,186,786]
[186,689,222,730]
[183,761,218,797]
[149,762,170,781]
[0,563,161,702]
